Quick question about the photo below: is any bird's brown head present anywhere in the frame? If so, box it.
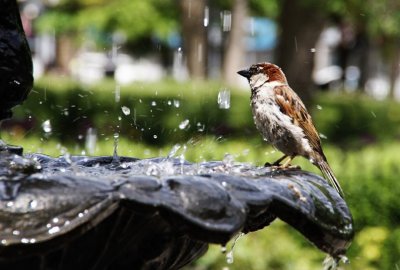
[238,63,287,89]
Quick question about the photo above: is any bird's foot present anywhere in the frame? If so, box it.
[279,164,301,170]
[264,162,300,170]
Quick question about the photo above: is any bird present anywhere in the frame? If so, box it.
[237,62,344,197]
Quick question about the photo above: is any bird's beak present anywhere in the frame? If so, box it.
[237,69,251,79]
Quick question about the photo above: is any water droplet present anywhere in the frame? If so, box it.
[173,100,180,108]
[52,217,59,223]
[42,120,52,133]
[78,212,84,218]
[316,104,322,110]
[29,200,38,209]
[12,230,20,235]
[218,89,231,109]
[226,250,234,264]
[310,48,316,53]
[151,101,157,106]
[340,255,349,264]
[153,134,158,139]
[179,119,190,130]
[371,111,376,118]
[48,226,60,234]
[203,6,209,27]
[320,133,328,139]
[85,128,97,155]
[221,245,227,253]
[221,10,232,31]
[115,85,121,103]
[121,106,130,115]
[167,100,172,106]
[1,239,7,245]
[197,122,205,132]
[6,201,13,208]
[21,238,29,244]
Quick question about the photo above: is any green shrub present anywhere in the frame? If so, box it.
[9,76,400,147]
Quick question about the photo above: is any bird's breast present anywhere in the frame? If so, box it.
[251,95,312,156]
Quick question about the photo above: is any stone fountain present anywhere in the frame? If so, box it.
[0,1,354,269]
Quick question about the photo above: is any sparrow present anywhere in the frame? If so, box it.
[238,62,344,197]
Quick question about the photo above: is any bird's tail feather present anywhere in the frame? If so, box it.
[317,160,344,198]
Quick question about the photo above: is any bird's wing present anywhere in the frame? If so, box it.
[273,85,324,156]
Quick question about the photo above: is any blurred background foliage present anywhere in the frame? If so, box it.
[5,0,400,269]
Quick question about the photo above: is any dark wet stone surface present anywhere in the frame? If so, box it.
[0,0,33,121]
[0,152,354,269]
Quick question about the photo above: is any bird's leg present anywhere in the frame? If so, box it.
[264,155,288,167]
[279,155,301,170]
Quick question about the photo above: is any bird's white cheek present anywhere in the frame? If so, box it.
[250,74,268,89]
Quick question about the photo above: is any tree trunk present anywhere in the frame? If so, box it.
[275,0,325,105]
[222,0,248,86]
[388,42,400,99]
[180,0,207,79]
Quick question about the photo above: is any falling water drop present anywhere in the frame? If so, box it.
[197,122,205,132]
[179,119,190,130]
[221,10,232,32]
[85,128,97,155]
[115,85,121,103]
[203,6,209,27]
[218,89,231,109]
[121,106,130,115]
[42,120,52,133]
[225,233,244,265]
[221,245,227,253]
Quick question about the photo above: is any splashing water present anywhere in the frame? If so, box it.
[225,233,244,264]
[218,89,230,109]
[323,255,349,270]
[112,133,120,163]
[42,120,52,133]
[121,106,130,116]
[167,144,181,158]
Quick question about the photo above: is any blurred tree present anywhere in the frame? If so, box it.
[36,0,177,48]
[222,0,248,85]
[179,0,207,79]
